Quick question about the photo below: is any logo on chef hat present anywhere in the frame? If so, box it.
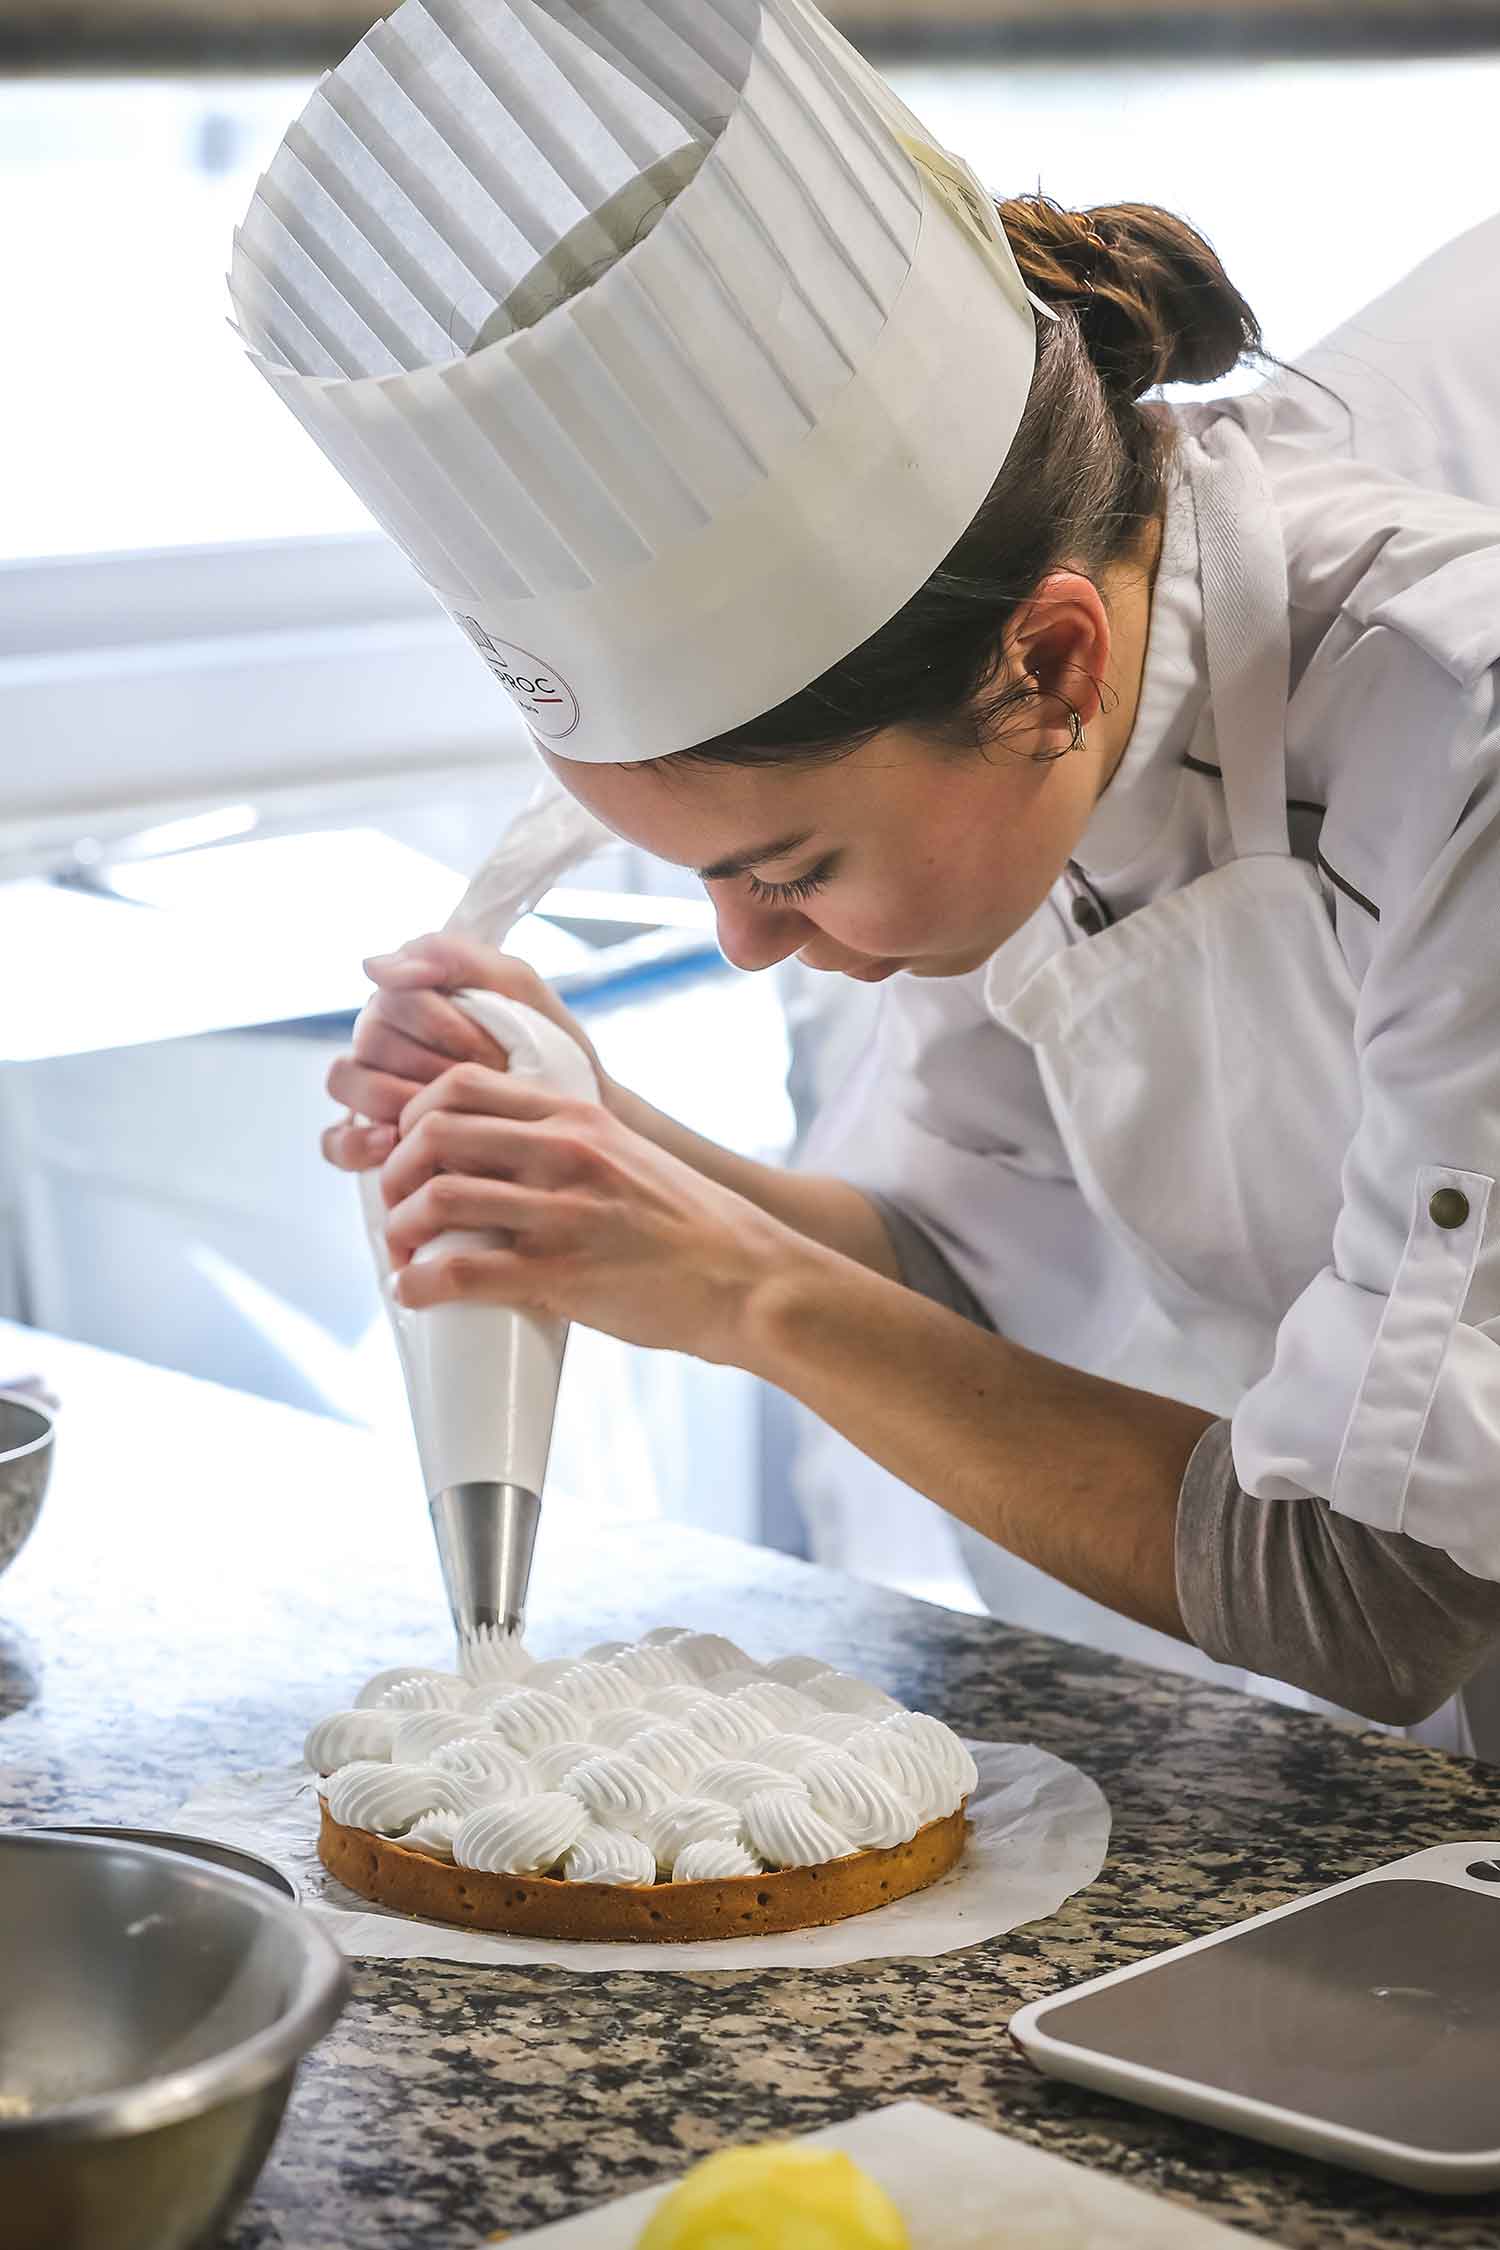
[455,616,580,741]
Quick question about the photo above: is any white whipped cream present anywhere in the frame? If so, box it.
[762,1654,837,1687]
[404,1810,460,1860]
[640,1684,718,1724]
[305,1709,396,1773]
[640,1796,745,1872]
[694,1759,809,1811]
[671,1697,764,1756]
[671,1632,752,1679]
[548,1660,638,1716]
[354,1665,457,1710]
[425,1768,537,1815]
[753,1732,826,1776]
[521,1656,589,1693]
[673,1837,762,1882]
[430,1736,532,1792]
[481,1687,580,1754]
[718,1680,823,1730]
[599,1642,695,1689]
[315,1633,975,1888]
[378,1672,470,1713]
[627,1722,712,1788]
[322,1760,458,1836]
[742,1790,855,1869]
[563,1825,658,1886]
[590,1707,655,1749]
[847,1724,951,1822]
[458,1625,534,1688]
[804,1672,903,1718]
[802,1749,919,1848]
[453,1793,589,1874]
[800,1711,871,1746]
[528,1736,602,1792]
[884,1711,979,1802]
[562,1749,675,1825]
[391,1709,483,1762]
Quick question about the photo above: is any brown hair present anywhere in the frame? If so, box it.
[661,194,1265,769]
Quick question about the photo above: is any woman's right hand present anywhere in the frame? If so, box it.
[321,931,607,1174]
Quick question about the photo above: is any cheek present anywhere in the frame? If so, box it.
[831,781,1076,954]
[818,855,984,955]
[872,818,1013,942]
[930,765,1087,919]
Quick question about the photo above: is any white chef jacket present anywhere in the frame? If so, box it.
[825,226,1500,1584]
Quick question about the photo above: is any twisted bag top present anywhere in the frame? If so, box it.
[230,0,1043,760]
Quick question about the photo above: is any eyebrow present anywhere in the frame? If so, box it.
[696,829,816,883]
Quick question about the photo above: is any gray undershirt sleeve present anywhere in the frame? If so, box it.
[1175,1420,1500,1727]
[870,1195,1500,1729]
[867,1194,994,1328]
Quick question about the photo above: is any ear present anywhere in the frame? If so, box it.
[1002,570,1111,740]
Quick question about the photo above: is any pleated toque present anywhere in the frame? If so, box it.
[230,0,1043,761]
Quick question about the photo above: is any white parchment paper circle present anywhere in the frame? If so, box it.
[175,1740,1109,1973]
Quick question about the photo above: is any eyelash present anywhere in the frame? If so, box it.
[746,861,834,906]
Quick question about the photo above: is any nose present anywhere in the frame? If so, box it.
[711,894,812,974]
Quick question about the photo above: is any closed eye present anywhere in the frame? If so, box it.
[746,858,836,906]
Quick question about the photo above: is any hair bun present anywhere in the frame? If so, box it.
[998,193,1261,399]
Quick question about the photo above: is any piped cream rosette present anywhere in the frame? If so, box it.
[229,0,1043,764]
[308,1628,978,1882]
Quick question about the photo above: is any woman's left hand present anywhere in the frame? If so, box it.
[379,1063,797,1364]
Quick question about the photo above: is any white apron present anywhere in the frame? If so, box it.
[992,419,1359,1407]
[969,415,1481,1755]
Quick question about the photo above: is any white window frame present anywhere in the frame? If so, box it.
[1,532,536,879]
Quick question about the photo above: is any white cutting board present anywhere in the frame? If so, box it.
[511,2101,1279,2247]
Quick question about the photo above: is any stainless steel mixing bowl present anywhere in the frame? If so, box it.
[0,1831,349,2250]
[32,1825,297,1900]
[0,1392,53,1579]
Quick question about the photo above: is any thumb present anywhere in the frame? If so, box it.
[363,932,537,997]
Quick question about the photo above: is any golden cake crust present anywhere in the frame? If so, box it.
[318,1799,968,1942]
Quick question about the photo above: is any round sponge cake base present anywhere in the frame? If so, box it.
[318,1799,968,1942]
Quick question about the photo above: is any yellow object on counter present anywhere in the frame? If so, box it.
[634,2144,910,2250]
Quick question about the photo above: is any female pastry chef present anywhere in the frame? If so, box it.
[233,1,1500,1753]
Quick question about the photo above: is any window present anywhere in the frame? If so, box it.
[2,75,364,559]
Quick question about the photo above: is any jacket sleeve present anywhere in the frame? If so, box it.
[1234,619,1500,1578]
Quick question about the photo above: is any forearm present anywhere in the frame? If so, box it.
[741,1236,1214,1636]
[870,1205,1500,1719]
[606,1081,901,1279]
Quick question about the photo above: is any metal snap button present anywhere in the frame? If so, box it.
[1429,1186,1470,1230]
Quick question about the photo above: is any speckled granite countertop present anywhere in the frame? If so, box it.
[6,1319,1500,2249]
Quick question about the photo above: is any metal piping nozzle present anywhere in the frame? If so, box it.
[429,1482,542,1640]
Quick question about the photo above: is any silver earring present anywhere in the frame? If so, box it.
[1029,674,1086,753]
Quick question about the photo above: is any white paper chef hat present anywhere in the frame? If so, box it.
[230,0,1047,763]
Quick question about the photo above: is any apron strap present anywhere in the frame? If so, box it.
[1187,415,1293,861]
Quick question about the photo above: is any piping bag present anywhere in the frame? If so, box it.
[357,778,609,1656]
